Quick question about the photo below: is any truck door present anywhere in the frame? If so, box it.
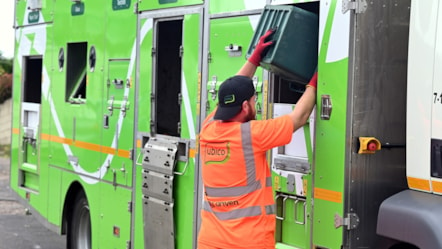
[205,2,320,248]
[135,7,202,249]
[19,56,43,191]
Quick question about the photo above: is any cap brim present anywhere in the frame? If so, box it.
[214,105,242,121]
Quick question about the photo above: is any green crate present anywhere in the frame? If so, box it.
[247,5,318,84]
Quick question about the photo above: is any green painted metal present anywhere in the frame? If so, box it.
[206,15,264,118]
[312,0,347,248]
[138,0,203,11]
[15,0,54,26]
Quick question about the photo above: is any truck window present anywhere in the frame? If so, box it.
[23,56,42,104]
[66,42,87,103]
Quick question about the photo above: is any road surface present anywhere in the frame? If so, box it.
[0,156,66,249]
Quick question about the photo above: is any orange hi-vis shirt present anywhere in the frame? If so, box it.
[198,111,294,249]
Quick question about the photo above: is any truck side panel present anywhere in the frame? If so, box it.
[346,1,410,248]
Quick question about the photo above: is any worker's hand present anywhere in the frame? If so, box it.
[248,28,276,66]
[306,71,318,89]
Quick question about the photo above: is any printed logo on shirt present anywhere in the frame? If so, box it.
[208,200,239,208]
[203,142,230,165]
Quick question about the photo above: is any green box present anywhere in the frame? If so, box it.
[247,5,318,84]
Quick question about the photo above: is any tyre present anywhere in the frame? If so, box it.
[68,191,91,249]
[390,243,419,249]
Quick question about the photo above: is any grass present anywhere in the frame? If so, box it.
[0,144,10,158]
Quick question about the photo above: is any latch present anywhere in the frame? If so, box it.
[113,79,124,89]
[320,95,332,120]
[108,96,114,116]
[209,76,218,101]
[107,96,130,117]
[121,96,129,117]
[252,76,258,91]
[342,0,368,14]
[68,155,79,166]
[334,213,360,230]
[224,44,242,57]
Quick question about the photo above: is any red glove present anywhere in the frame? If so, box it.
[306,71,318,89]
[248,28,276,66]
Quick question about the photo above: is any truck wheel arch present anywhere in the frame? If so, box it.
[377,189,442,249]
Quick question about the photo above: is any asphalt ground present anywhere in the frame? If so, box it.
[0,157,66,249]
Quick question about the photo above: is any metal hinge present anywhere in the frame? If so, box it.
[208,52,212,63]
[342,0,367,14]
[179,45,184,58]
[320,94,332,120]
[126,240,131,249]
[334,213,360,230]
[134,1,138,13]
[128,201,133,213]
[209,76,217,101]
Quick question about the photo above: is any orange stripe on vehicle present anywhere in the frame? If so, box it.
[314,187,342,203]
[117,150,130,158]
[407,177,431,192]
[41,133,131,158]
[74,140,101,152]
[137,139,142,148]
[12,128,19,134]
[102,146,116,155]
[41,133,50,140]
[46,134,73,145]
[431,180,442,193]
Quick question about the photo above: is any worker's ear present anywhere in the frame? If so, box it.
[241,100,249,112]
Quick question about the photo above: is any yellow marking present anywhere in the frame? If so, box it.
[274,176,280,190]
[407,176,431,192]
[46,134,73,145]
[101,146,116,155]
[189,148,196,158]
[314,187,342,203]
[12,128,20,134]
[431,180,442,193]
[75,140,101,152]
[303,179,308,196]
[117,150,131,158]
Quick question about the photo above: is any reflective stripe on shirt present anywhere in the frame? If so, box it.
[205,122,261,197]
[203,201,276,220]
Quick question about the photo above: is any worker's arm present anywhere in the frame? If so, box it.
[237,28,275,78]
[288,72,317,132]
[236,61,258,78]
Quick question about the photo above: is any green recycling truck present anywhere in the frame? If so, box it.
[10,0,442,248]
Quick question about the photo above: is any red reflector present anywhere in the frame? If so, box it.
[113,226,120,237]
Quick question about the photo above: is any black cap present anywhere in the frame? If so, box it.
[214,75,255,120]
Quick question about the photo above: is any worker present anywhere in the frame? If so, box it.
[197,28,317,249]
